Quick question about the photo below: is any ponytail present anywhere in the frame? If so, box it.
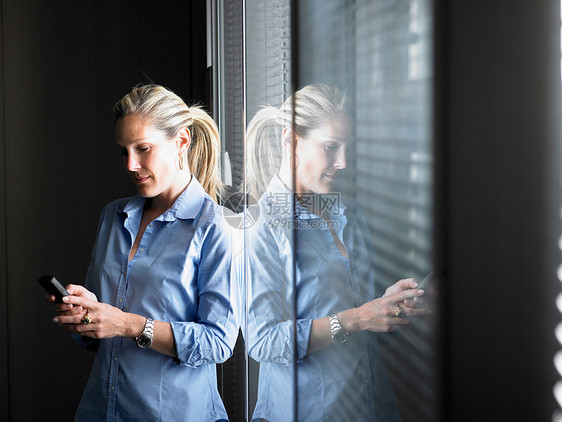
[187,106,222,201]
[245,106,283,200]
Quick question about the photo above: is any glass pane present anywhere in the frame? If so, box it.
[213,1,247,421]
[242,1,436,421]
[244,1,295,420]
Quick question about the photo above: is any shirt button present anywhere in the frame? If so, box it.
[139,248,145,253]
[123,270,127,276]
[118,298,123,304]
[113,356,118,362]
[110,386,115,391]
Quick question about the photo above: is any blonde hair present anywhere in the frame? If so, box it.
[246,84,350,199]
[113,84,222,201]
[245,106,284,201]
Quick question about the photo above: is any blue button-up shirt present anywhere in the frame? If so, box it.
[247,176,401,422]
[74,177,239,422]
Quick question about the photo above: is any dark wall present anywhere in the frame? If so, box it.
[436,0,561,420]
[0,1,207,420]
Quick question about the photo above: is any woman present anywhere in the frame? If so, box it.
[246,84,426,421]
[49,84,239,421]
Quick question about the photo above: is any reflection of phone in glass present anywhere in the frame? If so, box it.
[417,272,433,290]
[38,275,69,303]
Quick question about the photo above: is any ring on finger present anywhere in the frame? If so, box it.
[81,314,92,325]
[395,308,405,318]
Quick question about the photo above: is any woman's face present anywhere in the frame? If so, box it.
[293,114,351,194]
[116,114,186,206]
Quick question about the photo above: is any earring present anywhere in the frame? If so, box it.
[178,154,184,171]
[289,155,300,170]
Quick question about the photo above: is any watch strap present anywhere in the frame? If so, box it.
[135,317,154,348]
[329,313,348,343]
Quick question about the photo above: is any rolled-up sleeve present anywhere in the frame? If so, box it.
[247,217,312,365]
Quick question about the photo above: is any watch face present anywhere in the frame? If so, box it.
[136,334,152,349]
[333,330,348,343]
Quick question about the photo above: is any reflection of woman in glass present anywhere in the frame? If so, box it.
[48,84,239,421]
[246,84,426,421]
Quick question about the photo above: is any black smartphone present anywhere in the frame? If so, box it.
[38,275,69,303]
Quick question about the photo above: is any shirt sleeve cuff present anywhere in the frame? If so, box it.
[170,321,202,366]
[295,318,313,363]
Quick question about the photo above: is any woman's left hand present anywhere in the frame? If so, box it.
[383,278,428,317]
[53,295,132,339]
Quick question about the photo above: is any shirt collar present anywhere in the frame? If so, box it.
[117,175,208,221]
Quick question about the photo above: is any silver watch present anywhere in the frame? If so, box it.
[135,317,154,349]
[329,313,348,343]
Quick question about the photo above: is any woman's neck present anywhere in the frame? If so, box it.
[147,174,192,214]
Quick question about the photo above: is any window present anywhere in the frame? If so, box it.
[214,1,436,420]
